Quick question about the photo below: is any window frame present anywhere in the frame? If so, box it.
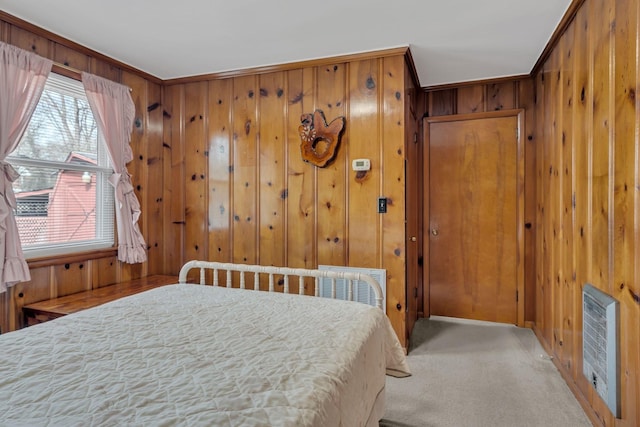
[7,72,115,260]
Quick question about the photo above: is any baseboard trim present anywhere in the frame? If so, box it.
[531,325,602,427]
[524,320,535,329]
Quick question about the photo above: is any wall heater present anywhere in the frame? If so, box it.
[317,265,386,313]
[582,283,620,418]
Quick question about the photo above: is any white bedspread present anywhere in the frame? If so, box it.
[0,284,409,426]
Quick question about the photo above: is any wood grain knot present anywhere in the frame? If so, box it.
[366,76,376,90]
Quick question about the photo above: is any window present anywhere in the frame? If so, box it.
[8,73,114,258]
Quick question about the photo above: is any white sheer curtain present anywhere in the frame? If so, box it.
[0,42,52,292]
[81,72,147,264]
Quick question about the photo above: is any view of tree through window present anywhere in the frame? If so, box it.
[8,73,114,258]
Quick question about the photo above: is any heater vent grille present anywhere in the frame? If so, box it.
[582,284,619,418]
[317,265,386,312]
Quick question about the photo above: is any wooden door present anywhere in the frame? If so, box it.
[427,112,523,324]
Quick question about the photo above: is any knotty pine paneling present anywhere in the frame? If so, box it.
[534,69,547,338]
[487,82,516,111]
[92,257,119,288]
[318,64,348,267]
[382,57,408,339]
[423,78,537,324]
[0,17,164,332]
[519,78,537,323]
[405,63,422,326]
[534,0,640,425]
[347,60,379,267]
[162,84,185,276]
[456,85,485,114]
[560,25,575,378]
[144,82,164,274]
[208,79,233,264]
[163,54,410,345]
[53,43,90,73]
[183,82,208,264]
[8,25,50,60]
[232,76,259,266]
[258,72,287,270]
[90,57,121,83]
[542,56,555,348]
[549,45,562,371]
[572,4,591,399]
[286,68,317,273]
[53,262,90,297]
[613,0,640,424]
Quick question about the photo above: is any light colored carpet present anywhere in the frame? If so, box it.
[381,316,592,427]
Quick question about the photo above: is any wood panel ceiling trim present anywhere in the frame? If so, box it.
[163,47,411,85]
[0,10,163,84]
[424,74,531,92]
[530,0,586,77]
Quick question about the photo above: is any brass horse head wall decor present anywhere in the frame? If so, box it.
[298,110,345,167]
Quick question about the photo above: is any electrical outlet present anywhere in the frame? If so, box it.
[377,197,387,213]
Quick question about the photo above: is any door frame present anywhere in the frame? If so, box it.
[423,109,525,327]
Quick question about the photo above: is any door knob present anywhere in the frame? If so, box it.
[410,236,417,242]
[431,229,439,236]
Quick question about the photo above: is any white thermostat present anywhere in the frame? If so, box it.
[352,158,371,171]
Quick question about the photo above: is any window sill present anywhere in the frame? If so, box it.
[26,247,118,269]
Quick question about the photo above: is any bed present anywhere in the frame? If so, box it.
[0,260,410,426]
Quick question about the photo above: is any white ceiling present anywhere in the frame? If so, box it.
[0,0,572,87]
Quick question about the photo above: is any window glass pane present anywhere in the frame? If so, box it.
[12,84,98,166]
[14,166,105,245]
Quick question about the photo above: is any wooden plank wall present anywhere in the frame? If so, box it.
[533,0,640,425]
[423,78,537,322]
[162,55,411,345]
[0,15,163,333]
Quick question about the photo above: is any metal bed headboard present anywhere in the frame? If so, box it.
[178,260,384,310]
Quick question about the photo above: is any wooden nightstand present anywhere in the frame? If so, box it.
[23,275,178,325]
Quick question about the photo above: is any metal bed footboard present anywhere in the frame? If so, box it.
[178,260,384,310]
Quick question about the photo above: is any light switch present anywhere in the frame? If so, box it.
[378,197,387,213]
